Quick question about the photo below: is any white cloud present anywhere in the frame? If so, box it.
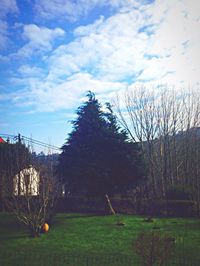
[37,0,155,23]
[0,0,18,18]
[34,0,141,22]
[0,20,8,50]
[0,0,18,51]
[23,24,65,46]
[142,0,200,86]
[17,24,65,56]
[34,0,104,22]
[18,65,45,77]
[12,72,127,112]
[46,8,149,83]
[7,0,200,112]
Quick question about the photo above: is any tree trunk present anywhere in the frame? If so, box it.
[30,226,41,237]
[105,194,116,215]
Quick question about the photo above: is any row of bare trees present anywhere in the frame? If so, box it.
[0,139,59,236]
[115,87,200,214]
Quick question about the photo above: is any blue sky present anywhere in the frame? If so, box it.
[0,0,199,152]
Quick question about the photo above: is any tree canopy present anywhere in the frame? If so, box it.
[59,92,145,197]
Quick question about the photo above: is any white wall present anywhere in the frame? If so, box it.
[13,167,40,196]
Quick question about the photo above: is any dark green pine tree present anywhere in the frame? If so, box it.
[58,92,145,200]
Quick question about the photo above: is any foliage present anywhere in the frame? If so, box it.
[59,92,145,198]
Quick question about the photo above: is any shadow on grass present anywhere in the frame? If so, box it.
[0,234,27,240]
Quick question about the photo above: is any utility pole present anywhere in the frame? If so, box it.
[17,133,21,195]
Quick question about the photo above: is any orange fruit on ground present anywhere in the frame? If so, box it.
[42,223,49,232]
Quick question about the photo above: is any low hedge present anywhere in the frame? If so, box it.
[54,197,197,217]
[136,199,196,217]
[0,196,197,217]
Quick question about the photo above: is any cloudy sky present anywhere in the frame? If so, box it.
[0,0,199,151]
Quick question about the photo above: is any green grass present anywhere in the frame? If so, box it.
[0,213,200,265]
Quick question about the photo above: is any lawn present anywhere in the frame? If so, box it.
[0,212,200,265]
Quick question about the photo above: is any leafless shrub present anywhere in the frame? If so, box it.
[1,139,59,237]
[134,231,175,266]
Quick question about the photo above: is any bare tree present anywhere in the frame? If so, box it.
[1,139,59,237]
[115,86,200,215]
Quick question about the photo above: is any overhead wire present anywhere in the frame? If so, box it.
[0,133,61,151]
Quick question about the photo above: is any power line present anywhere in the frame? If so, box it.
[22,135,61,151]
[0,133,16,139]
[0,133,61,151]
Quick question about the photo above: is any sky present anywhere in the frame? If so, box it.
[0,0,199,152]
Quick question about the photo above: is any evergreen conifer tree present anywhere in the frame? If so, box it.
[59,92,145,200]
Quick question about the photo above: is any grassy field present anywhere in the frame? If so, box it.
[0,213,200,265]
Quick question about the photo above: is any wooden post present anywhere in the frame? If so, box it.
[105,194,116,215]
